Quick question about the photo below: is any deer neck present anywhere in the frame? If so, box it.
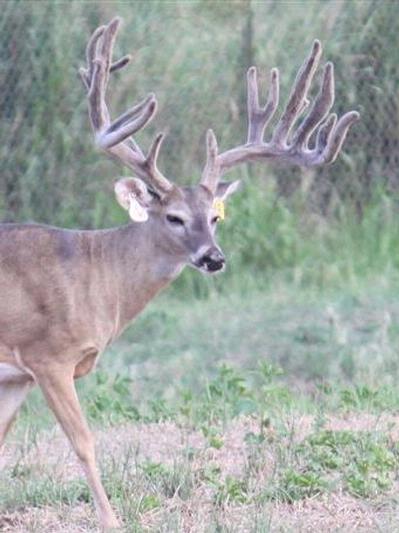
[93,220,184,336]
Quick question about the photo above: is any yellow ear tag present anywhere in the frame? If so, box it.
[213,199,225,220]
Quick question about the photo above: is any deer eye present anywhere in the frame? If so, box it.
[166,214,185,226]
[211,215,221,225]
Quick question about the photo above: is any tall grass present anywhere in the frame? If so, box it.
[1,1,398,225]
[172,178,399,298]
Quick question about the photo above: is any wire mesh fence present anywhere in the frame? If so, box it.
[1,0,398,226]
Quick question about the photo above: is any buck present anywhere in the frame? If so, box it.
[0,17,358,529]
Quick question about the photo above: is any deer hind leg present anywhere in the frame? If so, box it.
[0,380,33,447]
[34,364,120,530]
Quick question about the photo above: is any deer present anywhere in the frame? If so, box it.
[0,17,359,530]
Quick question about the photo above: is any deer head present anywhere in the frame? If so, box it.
[79,17,359,276]
[113,176,240,274]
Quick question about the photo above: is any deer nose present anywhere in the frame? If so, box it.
[200,248,225,272]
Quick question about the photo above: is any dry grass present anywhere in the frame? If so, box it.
[1,495,396,533]
[1,413,399,532]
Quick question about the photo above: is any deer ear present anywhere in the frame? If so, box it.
[114,178,153,223]
[215,180,241,201]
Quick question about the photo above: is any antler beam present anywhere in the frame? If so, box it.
[201,40,359,193]
[80,17,173,194]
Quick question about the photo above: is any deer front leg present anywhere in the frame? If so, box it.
[34,364,120,530]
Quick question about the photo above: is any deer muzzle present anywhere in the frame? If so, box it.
[194,247,225,273]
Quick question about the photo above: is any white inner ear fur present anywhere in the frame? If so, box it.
[128,194,149,222]
[114,178,152,223]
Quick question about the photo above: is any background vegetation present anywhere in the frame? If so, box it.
[1,1,399,531]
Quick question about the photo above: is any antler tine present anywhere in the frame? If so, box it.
[201,39,359,183]
[110,54,131,73]
[81,17,173,194]
[97,17,120,88]
[98,95,157,149]
[315,113,337,153]
[86,21,116,130]
[247,67,279,144]
[320,110,360,163]
[87,25,106,67]
[200,129,220,193]
[144,133,173,194]
[107,93,155,135]
[273,39,322,146]
[292,61,334,148]
[79,25,106,90]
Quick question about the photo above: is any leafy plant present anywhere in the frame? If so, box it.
[80,371,140,424]
[214,476,249,506]
[267,429,399,502]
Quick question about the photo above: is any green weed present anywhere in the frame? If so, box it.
[214,476,249,506]
[80,372,140,425]
[266,429,399,502]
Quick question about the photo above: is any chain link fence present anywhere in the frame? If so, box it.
[1,1,398,226]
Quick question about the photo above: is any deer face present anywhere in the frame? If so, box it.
[115,178,240,274]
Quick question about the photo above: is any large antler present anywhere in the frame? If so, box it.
[79,18,173,194]
[201,40,360,193]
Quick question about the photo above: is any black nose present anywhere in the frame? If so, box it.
[201,248,225,272]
